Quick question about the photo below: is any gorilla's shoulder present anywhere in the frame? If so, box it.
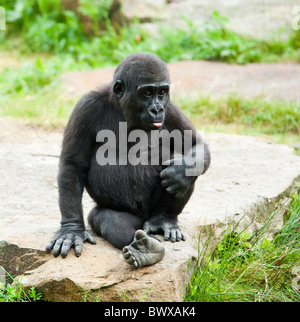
[75,83,114,112]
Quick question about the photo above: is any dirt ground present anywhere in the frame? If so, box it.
[0,116,62,145]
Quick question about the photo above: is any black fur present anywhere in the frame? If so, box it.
[46,53,210,258]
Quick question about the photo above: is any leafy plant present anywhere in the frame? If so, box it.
[0,271,42,302]
[1,3,300,65]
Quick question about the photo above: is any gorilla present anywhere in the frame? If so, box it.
[46,53,210,268]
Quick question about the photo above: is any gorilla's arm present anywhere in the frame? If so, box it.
[160,102,211,198]
[143,102,210,241]
[46,92,103,257]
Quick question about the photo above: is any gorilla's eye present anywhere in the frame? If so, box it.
[159,89,166,96]
[144,90,152,97]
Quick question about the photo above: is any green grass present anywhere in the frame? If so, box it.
[174,93,300,146]
[184,192,300,302]
[0,87,75,128]
[0,56,76,127]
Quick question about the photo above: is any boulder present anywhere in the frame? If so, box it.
[120,0,167,22]
[0,119,299,301]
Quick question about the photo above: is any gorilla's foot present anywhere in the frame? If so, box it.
[122,230,165,268]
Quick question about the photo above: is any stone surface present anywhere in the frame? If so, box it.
[164,0,299,38]
[121,0,167,22]
[0,118,299,301]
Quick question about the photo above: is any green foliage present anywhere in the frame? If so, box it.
[154,12,300,64]
[184,193,300,302]
[1,284,43,302]
[1,2,299,65]
[1,0,113,54]
[0,271,42,302]
[0,57,60,94]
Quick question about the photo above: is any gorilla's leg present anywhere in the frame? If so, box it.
[88,207,165,267]
[143,183,194,242]
[88,206,142,249]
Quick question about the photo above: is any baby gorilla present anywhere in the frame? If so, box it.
[46,53,210,268]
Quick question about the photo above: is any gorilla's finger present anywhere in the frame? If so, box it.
[166,185,178,195]
[45,238,56,253]
[175,191,185,198]
[176,230,182,241]
[161,178,173,189]
[123,250,132,260]
[122,246,132,258]
[160,167,175,179]
[61,239,73,258]
[125,257,136,265]
[135,230,147,240]
[74,236,83,257]
[170,230,177,242]
[164,228,171,241]
[85,232,96,245]
[52,238,64,257]
[181,232,186,241]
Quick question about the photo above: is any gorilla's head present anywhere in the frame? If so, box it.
[113,53,170,131]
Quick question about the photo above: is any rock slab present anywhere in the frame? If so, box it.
[0,119,300,301]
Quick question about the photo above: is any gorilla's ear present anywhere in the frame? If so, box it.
[113,79,125,98]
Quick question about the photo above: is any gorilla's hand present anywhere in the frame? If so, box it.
[143,214,185,242]
[46,223,96,258]
[160,157,197,198]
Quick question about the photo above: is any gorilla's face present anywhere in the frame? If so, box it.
[112,53,170,132]
[136,82,169,131]
[113,80,169,132]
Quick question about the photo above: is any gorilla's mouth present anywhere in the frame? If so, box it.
[152,122,162,128]
[142,115,164,130]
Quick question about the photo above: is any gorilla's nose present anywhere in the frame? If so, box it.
[148,104,164,118]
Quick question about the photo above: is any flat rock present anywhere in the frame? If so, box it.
[0,118,299,301]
